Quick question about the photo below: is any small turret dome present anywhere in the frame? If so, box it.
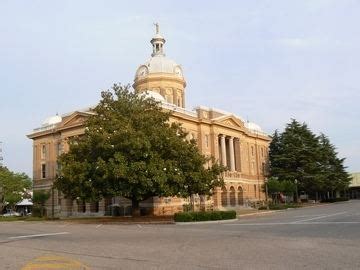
[245,122,263,132]
[140,90,166,102]
[42,115,62,126]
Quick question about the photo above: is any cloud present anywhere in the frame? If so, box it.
[276,37,319,49]
[273,37,350,51]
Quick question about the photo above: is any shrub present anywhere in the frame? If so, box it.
[174,210,236,222]
[220,210,236,219]
[321,197,349,203]
[32,206,47,217]
[268,203,301,210]
[258,206,268,210]
[210,211,222,220]
[174,212,193,222]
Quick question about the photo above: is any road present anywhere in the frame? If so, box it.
[1,200,360,269]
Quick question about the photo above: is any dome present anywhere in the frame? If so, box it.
[135,57,183,79]
[135,24,184,80]
[245,122,263,132]
[140,90,166,102]
[42,115,62,126]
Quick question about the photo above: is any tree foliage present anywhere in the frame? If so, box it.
[32,190,50,217]
[32,190,50,207]
[269,119,350,199]
[55,84,225,215]
[265,177,296,203]
[0,166,32,211]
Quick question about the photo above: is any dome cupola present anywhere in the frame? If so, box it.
[151,23,165,57]
[133,24,187,108]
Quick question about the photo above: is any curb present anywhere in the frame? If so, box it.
[237,210,277,217]
[176,218,238,225]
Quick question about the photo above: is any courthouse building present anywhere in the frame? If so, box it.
[28,27,271,216]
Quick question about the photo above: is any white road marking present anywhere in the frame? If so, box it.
[224,221,360,226]
[8,232,69,240]
[137,224,142,228]
[225,222,298,226]
[294,214,323,218]
[96,224,102,228]
[291,211,348,223]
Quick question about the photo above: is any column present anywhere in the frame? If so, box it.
[229,137,235,171]
[220,135,227,167]
[234,139,241,172]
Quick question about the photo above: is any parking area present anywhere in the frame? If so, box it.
[1,200,360,269]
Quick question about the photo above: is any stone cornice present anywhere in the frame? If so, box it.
[133,73,186,88]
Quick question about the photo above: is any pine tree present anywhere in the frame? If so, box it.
[269,119,350,200]
[318,134,350,198]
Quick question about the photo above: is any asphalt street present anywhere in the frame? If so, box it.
[1,200,360,269]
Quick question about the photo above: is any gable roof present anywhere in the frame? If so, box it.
[212,114,245,129]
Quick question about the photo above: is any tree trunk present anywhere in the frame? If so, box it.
[131,198,141,217]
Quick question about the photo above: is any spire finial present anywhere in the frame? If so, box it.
[154,22,159,34]
[151,23,165,57]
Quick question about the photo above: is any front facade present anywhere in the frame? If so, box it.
[27,27,270,217]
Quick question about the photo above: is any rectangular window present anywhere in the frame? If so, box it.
[262,162,265,175]
[41,163,46,179]
[41,145,46,159]
[56,142,62,156]
[251,146,254,156]
[205,135,209,148]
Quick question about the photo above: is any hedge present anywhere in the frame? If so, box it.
[321,197,349,203]
[174,210,236,222]
[267,203,301,210]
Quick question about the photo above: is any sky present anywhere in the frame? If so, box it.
[0,0,359,176]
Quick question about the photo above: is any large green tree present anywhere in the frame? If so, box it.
[55,84,224,215]
[0,166,32,212]
[318,134,350,197]
[269,119,350,199]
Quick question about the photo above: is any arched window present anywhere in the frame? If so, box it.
[230,186,236,206]
[238,186,244,205]
[221,187,228,207]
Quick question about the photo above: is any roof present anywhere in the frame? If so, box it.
[16,198,33,206]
